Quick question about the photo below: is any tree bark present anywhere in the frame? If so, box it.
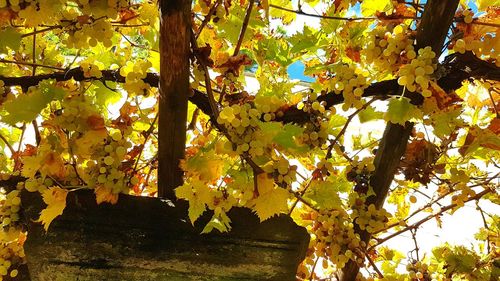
[338,1,460,280]
[158,0,191,199]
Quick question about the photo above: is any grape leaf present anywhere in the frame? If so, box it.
[95,186,119,205]
[94,81,121,106]
[1,83,64,125]
[251,174,290,221]
[37,186,68,231]
[273,123,306,151]
[304,180,342,209]
[0,27,21,53]
[358,106,383,123]
[201,212,232,233]
[385,97,420,125]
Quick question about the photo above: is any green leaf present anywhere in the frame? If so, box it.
[0,83,64,125]
[0,27,22,53]
[384,97,420,125]
[94,81,121,106]
[304,180,342,209]
[358,106,383,123]
[273,123,305,151]
[201,213,232,233]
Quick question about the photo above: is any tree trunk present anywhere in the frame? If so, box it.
[158,0,191,199]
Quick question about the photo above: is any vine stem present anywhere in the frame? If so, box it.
[0,132,15,156]
[233,0,255,55]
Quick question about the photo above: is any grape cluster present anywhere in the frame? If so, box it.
[0,190,25,280]
[406,261,431,281]
[326,63,369,110]
[52,94,102,132]
[262,157,297,187]
[314,159,336,179]
[346,157,375,194]
[23,177,54,193]
[453,34,498,66]
[363,24,415,74]
[295,95,331,148]
[462,9,474,24]
[0,190,21,229]
[397,46,436,97]
[217,104,264,156]
[120,60,152,95]
[64,17,114,49]
[85,130,132,195]
[254,95,285,122]
[304,208,364,269]
[350,203,390,234]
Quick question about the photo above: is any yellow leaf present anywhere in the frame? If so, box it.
[252,174,290,221]
[21,155,41,178]
[175,180,213,224]
[73,129,108,157]
[37,187,68,231]
[95,186,119,205]
[40,151,67,178]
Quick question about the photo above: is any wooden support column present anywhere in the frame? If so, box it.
[158,0,190,199]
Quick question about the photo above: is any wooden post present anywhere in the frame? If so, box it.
[158,0,190,199]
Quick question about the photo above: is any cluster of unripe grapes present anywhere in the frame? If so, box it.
[351,203,390,234]
[0,190,21,229]
[397,46,436,97]
[53,95,101,132]
[85,130,132,195]
[23,177,53,193]
[254,95,286,122]
[120,60,152,95]
[326,63,369,110]
[297,121,330,148]
[406,261,431,280]
[305,208,364,269]
[363,24,416,74]
[0,189,24,280]
[217,104,266,156]
[262,157,297,187]
[64,17,114,49]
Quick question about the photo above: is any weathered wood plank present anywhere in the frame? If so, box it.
[22,190,309,281]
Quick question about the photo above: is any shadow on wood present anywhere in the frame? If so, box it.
[21,190,309,281]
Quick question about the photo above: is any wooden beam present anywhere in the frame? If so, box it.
[157,0,190,199]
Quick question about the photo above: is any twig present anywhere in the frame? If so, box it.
[0,132,15,156]
[0,59,65,71]
[371,187,494,250]
[476,201,491,253]
[364,251,384,279]
[195,0,222,39]
[269,3,414,21]
[410,228,419,261]
[325,98,376,159]
[233,0,255,55]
